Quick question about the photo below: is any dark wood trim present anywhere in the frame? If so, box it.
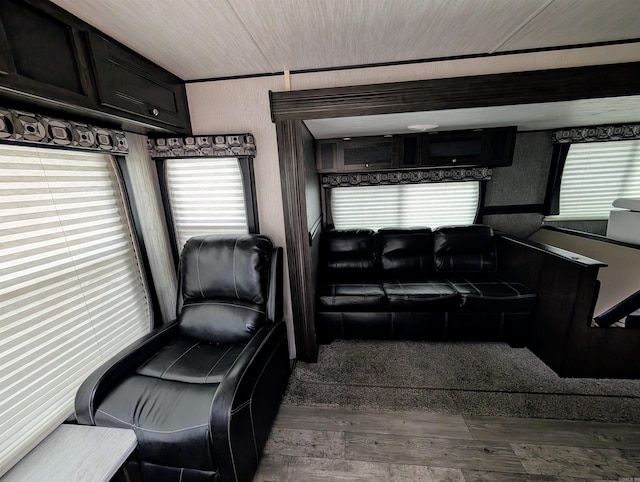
[154,159,180,268]
[498,233,606,268]
[482,204,545,215]
[475,180,488,223]
[540,225,640,250]
[276,119,318,362]
[238,156,259,234]
[544,144,571,215]
[271,62,640,121]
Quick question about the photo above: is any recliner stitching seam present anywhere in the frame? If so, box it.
[197,238,205,298]
[204,345,234,384]
[160,341,200,378]
[233,237,240,300]
[96,409,209,433]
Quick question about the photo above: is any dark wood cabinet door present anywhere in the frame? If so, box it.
[316,139,342,172]
[0,0,94,105]
[88,33,190,131]
[341,136,398,171]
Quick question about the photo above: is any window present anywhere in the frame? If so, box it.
[165,158,250,250]
[548,140,640,220]
[331,181,480,230]
[0,145,151,477]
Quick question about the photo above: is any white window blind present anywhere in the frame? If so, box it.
[331,181,480,230]
[549,139,640,220]
[0,145,151,477]
[165,158,248,250]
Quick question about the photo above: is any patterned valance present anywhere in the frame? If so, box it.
[147,134,256,158]
[552,124,640,144]
[0,107,128,153]
[321,167,491,188]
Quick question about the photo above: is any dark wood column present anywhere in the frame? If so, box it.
[276,119,318,362]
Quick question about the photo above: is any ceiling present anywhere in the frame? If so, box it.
[49,0,640,135]
[50,0,640,81]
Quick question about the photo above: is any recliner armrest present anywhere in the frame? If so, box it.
[74,320,180,425]
[209,320,290,482]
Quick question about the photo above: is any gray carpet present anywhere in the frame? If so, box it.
[283,340,640,423]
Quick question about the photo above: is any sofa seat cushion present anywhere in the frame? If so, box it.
[382,274,459,310]
[445,273,537,312]
[317,275,386,310]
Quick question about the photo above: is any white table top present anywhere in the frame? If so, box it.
[1,425,137,482]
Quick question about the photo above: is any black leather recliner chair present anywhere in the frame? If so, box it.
[75,234,291,482]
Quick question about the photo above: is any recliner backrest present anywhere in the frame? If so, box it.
[433,225,497,272]
[378,227,433,273]
[178,234,273,343]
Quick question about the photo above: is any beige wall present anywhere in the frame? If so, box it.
[186,43,640,358]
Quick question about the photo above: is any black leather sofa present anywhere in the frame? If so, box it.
[316,225,537,346]
[75,234,290,482]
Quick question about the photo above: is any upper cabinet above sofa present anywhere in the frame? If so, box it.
[0,0,191,134]
[316,126,517,173]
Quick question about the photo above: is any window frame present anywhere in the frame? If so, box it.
[544,139,640,221]
[155,155,259,265]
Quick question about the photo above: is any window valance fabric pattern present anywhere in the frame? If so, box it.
[0,108,128,154]
[552,124,640,144]
[147,134,256,158]
[321,166,491,189]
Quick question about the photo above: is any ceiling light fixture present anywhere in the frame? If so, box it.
[407,124,439,131]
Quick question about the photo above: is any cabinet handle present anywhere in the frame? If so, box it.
[365,163,369,168]
[150,108,159,117]
[452,158,457,163]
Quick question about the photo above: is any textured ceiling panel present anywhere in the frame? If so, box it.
[49,0,640,80]
[229,0,549,72]
[50,0,275,79]
[499,0,640,52]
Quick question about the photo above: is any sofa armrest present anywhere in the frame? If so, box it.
[209,320,290,482]
[74,320,180,425]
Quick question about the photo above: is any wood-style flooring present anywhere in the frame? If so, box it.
[254,405,640,481]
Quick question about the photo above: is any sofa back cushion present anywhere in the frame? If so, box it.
[433,225,497,272]
[378,227,433,273]
[321,229,377,272]
[178,234,273,342]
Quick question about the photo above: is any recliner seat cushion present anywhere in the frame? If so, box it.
[434,225,497,272]
[136,336,244,384]
[382,274,459,310]
[445,273,537,312]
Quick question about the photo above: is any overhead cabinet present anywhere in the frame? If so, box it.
[316,136,399,172]
[316,127,517,173]
[0,0,190,134]
[88,33,189,130]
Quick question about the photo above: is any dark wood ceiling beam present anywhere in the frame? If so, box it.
[270,61,640,121]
